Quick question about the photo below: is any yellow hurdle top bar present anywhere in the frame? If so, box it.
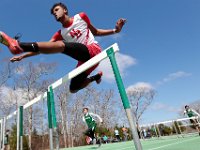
[5,43,119,120]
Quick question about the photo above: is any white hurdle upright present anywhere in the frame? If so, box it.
[17,110,20,150]
[2,43,142,150]
[0,117,6,150]
[0,119,3,149]
[17,106,23,150]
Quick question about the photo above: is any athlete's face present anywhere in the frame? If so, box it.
[83,109,88,114]
[52,6,67,21]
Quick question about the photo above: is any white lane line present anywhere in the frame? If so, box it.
[148,137,197,150]
[99,146,134,150]
[102,137,197,150]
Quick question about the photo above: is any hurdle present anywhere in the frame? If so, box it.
[2,43,142,150]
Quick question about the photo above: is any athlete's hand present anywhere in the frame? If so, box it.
[115,18,127,33]
[10,55,24,62]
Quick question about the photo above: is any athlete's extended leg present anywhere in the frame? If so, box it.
[195,125,200,136]
[0,31,65,54]
[0,31,23,54]
[84,128,94,144]
[23,41,65,53]
[192,119,200,136]
[195,120,200,136]
[87,128,96,145]
[1,31,103,92]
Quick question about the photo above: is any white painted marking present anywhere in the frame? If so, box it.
[148,136,197,150]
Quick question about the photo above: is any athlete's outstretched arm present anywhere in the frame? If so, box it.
[192,109,200,117]
[90,113,103,123]
[89,18,126,36]
[10,52,40,62]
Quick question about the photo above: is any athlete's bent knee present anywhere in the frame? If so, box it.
[70,88,78,93]
[55,41,65,49]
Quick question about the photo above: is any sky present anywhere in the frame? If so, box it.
[0,0,200,124]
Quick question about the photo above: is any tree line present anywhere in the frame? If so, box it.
[0,59,155,149]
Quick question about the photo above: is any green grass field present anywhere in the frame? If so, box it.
[61,135,200,150]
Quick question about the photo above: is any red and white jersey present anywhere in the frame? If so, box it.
[51,12,97,45]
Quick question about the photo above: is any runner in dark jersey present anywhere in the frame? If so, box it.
[82,107,102,146]
[184,105,200,136]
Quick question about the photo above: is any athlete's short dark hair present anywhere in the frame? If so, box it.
[185,105,189,109]
[83,107,88,111]
[51,2,68,15]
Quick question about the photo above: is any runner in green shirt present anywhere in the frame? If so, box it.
[184,105,200,136]
[82,107,103,146]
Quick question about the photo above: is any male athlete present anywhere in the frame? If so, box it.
[184,105,200,136]
[0,2,126,93]
[82,107,103,146]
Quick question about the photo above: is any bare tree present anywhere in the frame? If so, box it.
[55,83,71,148]
[70,92,87,147]
[126,83,156,127]
[14,62,56,150]
[0,86,17,119]
[0,59,19,123]
[0,59,13,87]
